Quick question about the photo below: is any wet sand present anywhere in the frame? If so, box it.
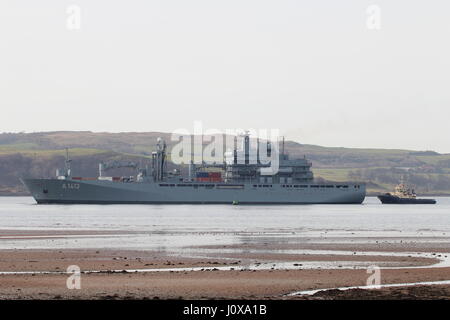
[2,196,450,299]
[2,258,450,299]
[0,249,237,272]
[1,233,450,299]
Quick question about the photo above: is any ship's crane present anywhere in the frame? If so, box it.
[99,160,138,177]
[151,138,167,181]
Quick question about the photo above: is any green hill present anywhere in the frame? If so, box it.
[1,131,450,196]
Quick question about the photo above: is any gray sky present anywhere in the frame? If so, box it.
[1,1,449,152]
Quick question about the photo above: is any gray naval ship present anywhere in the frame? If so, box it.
[21,133,366,204]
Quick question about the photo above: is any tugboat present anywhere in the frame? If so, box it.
[378,183,436,204]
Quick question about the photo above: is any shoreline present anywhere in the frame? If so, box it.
[1,251,450,299]
[2,194,450,197]
[1,197,450,300]
[0,240,449,299]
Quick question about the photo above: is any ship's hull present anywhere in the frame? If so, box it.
[377,194,436,204]
[21,178,366,205]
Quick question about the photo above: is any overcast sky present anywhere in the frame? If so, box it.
[1,1,449,152]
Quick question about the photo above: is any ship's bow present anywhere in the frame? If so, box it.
[20,178,51,204]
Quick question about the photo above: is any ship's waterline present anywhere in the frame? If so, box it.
[22,178,366,205]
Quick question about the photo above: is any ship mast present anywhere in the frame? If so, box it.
[65,147,72,178]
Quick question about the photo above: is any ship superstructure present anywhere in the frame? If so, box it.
[391,183,417,199]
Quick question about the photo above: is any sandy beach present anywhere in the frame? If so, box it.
[1,197,450,300]
[1,230,450,299]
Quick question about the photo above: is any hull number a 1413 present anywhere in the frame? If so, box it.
[62,183,80,190]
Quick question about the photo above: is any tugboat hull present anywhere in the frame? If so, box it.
[378,194,436,204]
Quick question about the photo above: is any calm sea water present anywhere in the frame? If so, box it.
[0,197,449,251]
